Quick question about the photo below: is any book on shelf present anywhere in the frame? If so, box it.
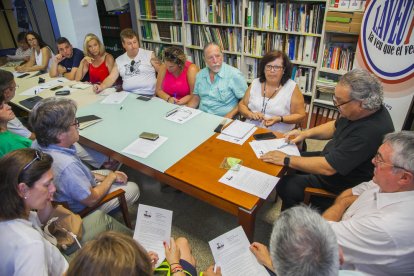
[139,0,181,20]
[186,25,241,52]
[185,0,241,24]
[292,66,314,95]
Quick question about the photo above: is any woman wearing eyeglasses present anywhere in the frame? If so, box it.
[239,50,306,133]
[155,46,199,105]
[15,31,54,73]
[0,148,133,275]
[75,33,115,84]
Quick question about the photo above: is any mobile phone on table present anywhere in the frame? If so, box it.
[253,132,277,140]
[139,132,159,141]
[137,95,151,101]
[17,73,30,78]
[55,90,70,96]
[51,85,63,91]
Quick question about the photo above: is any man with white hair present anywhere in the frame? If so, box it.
[324,131,414,275]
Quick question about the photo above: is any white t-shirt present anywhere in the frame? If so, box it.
[116,48,156,95]
[246,78,296,133]
[329,180,414,276]
[0,212,68,276]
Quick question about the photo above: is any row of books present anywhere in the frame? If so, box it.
[245,1,325,34]
[187,49,241,69]
[184,0,242,24]
[292,66,315,94]
[285,35,320,64]
[138,0,181,20]
[244,31,284,56]
[185,25,241,52]
[321,44,355,71]
[141,22,182,43]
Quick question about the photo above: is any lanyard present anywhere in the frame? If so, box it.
[261,82,280,115]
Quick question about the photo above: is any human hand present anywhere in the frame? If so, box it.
[84,56,94,64]
[202,265,222,276]
[284,129,306,144]
[263,116,280,127]
[114,171,128,184]
[260,150,286,165]
[93,84,103,94]
[148,251,159,269]
[164,237,181,265]
[250,112,264,121]
[15,66,25,72]
[55,54,65,63]
[250,242,274,270]
[167,97,177,104]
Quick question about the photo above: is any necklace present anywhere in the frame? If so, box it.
[261,82,281,115]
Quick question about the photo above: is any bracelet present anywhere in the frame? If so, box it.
[171,266,184,273]
[172,269,184,274]
[280,116,284,123]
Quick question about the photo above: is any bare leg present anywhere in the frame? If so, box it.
[176,237,196,267]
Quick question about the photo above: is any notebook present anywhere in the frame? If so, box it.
[77,115,102,130]
[19,96,43,110]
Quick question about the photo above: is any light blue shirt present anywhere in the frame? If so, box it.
[194,63,247,116]
[38,144,95,212]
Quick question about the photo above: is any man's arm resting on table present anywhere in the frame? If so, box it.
[62,67,78,80]
[80,172,117,207]
[322,188,357,222]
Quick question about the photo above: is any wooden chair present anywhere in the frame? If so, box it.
[303,187,337,205]
[54,189,132,229]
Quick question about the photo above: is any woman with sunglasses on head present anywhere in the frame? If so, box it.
[239,50,306,133]
[75,33,115,84]
[15,31,54,73]
[156,46,199,105]
[0,148,134,275]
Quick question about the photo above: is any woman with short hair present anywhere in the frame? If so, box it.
[75,33,115,84]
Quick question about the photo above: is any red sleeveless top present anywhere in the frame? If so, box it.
[89,57,110,84]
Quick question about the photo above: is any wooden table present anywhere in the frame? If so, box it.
[165,129,285,241]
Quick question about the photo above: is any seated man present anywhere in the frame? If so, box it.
[323,131,414,275]
[49,37,84,80]
[29,97,140,213]
[261,68,394,210]
[94,28,160,95]
[203,206,360,276]
[7,31,32,62]
[0,69,108,168]
[187,42,247,118]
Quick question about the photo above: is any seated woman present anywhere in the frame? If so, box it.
[29,97,140,213]
[7,31,32,62]
[0,94,31,157]
[15,31,53,72]
[75,33,115,84]
[67,231,197,276]
[239,50,305,133]
[0,149,132,275]
[156,46,199,105]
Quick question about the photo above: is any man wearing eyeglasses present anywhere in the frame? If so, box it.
[261,68,394,210]
[93,28,160,95]
[49,37,84,80]
[322,131,414,275]
[187,42,247,118]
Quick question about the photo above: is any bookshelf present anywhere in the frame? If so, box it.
[133,0,364,128]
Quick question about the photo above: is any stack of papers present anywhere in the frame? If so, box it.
[209,226,269,276]
[101,91,128,104]
[122,136,168,158]
[249,138,301,158]
[133,204,172,268]
[77,115,102,130]
[221,120,255,139]
[219,165,279,199]
[164,106,202,124]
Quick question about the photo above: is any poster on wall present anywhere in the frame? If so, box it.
[355,0,413,130]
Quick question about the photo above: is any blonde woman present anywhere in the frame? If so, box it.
[15,31,53,72]
[75,33,114,83]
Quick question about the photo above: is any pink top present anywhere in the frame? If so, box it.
[161,61,192,99]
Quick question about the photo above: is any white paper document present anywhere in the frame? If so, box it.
[249,138,301,158]
[122,136,168,158]
[133,204,173,268]
[19,78,68,96]
[70,82,92,89]
[209,226,269,276]
[164,106,202,124]
[217,127,257,145]
[219,165,279,199]
[99,87,117,96]
[221,120,256,139]
[101,91,128,104]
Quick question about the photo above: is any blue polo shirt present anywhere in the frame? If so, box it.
[194,63,247,116]
[59,48,84,72]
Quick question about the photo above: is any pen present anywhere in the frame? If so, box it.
[120,105,124,110]
[166,107,179,117]
[277,142,291,149]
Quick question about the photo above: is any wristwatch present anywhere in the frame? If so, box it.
[283,155,291,167]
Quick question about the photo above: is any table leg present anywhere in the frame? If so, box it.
[238,206,257,242]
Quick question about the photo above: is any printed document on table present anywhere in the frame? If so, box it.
[164,106,202,124]
[209,226,269,276]
[219,165,279,199]
[101,91,128,104]
[99,87,116,96]
[221,120,256,139]
[133,204,172,268]
[249,138,301,158]
[217,127,257,145]
[122,136,168,158]
[19,77,68,96]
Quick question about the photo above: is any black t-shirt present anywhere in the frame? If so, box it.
[316,106,394,193]
[59,48,84,72]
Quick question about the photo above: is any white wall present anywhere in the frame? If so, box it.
[52,0,102,50]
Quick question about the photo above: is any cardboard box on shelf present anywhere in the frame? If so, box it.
[349,22,361,34]
[325,22,351,33]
